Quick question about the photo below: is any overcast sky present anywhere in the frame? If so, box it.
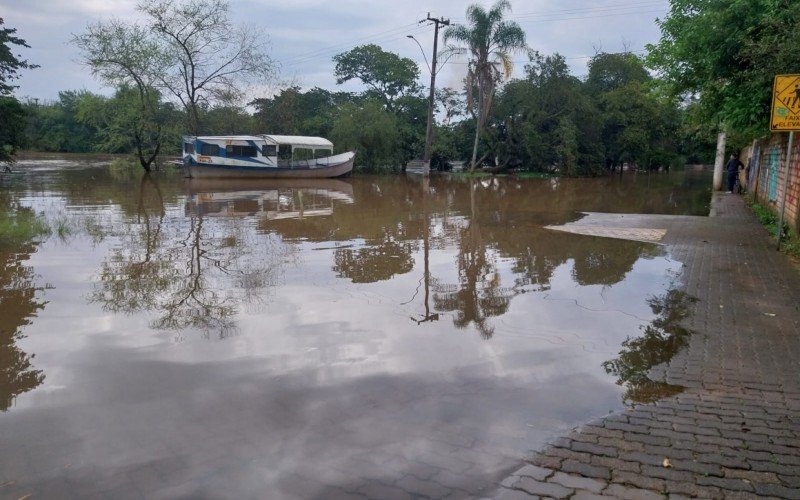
[2,0,670,102]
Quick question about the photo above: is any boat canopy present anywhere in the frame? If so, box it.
[262,135,333,149]
[191,135,265,143]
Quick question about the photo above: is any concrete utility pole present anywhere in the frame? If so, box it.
[420,13,449,177]
[712,129,727,191]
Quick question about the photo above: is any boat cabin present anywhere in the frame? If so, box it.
[182,135,335,168]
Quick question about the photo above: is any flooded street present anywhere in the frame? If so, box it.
[1,158,711,498]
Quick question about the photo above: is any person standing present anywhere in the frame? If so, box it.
[725,153,744,193]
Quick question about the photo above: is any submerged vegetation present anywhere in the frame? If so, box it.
[0,205,50,246]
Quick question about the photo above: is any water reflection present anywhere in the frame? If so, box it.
[0,160,714,498]
[0,201,47,411]
[185,178,354,219]
[90,175,298,339]
[603,288,697,404]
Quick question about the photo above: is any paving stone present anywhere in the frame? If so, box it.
[570,442,618,458]
[667,459,724,477]
[611,471,665,491]
[561,460,611,480]
[617,452,667,468]
[529,455,562,469]
[512,477,572,499]
[664,480,724,499]
[695,453,750,470]
[549,472,605,493]
[695,475,754,492]
[581,426,624,440]
[640,465,694,483]
[571,492,607,500]
[621,433,670,447]
[513,465,553,482]
[604,421,650,435]
[603,483,665,500]
[494,487,539,500]
[589,456,641,474]
[724,468,780,484]
[753,483,800,499]
[596,437,644,452]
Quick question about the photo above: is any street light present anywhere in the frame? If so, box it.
[407,35,431,74]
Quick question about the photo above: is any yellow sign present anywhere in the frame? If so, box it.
[771,74,800,131]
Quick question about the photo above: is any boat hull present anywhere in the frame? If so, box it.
[184,152,354,179]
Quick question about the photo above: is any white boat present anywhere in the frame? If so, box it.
[181,135,355,179]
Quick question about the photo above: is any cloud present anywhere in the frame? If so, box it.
[7,0,669,100]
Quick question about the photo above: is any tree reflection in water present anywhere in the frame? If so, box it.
[603,288,697,404]
[0,202,48,411]
[334,239,416,283]
[90,175,297,340]
[433,180,513,339]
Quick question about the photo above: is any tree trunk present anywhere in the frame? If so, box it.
[470,90,483,171]
[712,129,727,191]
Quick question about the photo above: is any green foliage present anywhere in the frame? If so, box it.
[647,0,800,139]
[588,53,681,172]
[24,91,102,152]
[0,18,37,163]
[0,206,50,246]
[250,87,356,136]
[333,44,420,110]
[0,18,38,97]
[330,100,400,173]
[586,52,650,95]
[0,96,25,162]
[746,197,800,259]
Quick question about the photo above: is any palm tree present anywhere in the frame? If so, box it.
[444,0,528,170]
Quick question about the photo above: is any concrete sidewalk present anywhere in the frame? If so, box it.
[494,193,800,499]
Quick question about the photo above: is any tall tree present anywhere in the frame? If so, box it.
[139,0,275,133]
[333,44,420,111]
[0,18,37,97]
[647,0,800,138]
[0,18,37,163]
[443,0,528,170]
[73,21,166,170]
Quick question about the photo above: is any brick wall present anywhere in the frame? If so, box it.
[744,132,800,231]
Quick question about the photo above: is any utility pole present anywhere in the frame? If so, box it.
[421,13,449,178]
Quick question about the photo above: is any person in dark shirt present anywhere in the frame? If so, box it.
[725,153,744,193]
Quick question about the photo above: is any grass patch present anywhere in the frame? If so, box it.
[512,171,559,179]
[746,196,800,259]
[450,170,558,179]
[52,216,74,240]
[0,208,51,246]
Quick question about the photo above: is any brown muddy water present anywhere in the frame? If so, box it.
[0,157,711,499]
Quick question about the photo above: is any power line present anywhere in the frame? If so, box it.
[278,23,429,68]
[449,0,667,22]
[276,1,667,70]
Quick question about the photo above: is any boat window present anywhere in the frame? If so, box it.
[278,145,292,160]
[226,144,258,157]
[314,149,333,159]
[263,145,277,156]
[200,143,220,156]
[184,142,195,154]
[293,148,315,161]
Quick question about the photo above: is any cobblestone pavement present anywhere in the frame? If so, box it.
[494,193,800,499]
